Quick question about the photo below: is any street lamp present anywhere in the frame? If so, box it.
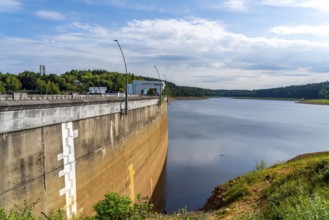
[163,74,169,103]
[154,65,161,79]
[114,39,128,115]
[153,65,162,97]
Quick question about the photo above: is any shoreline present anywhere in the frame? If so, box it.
[168,96,329,107]
[168,96,209,101]
[299,99,329,105]
[229,97,329,106]
[232,96,301,101]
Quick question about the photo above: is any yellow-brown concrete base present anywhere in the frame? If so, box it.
[0,101,168,218]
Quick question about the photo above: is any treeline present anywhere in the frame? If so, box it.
[168,81,329,99]
[0,70,145,94]
[1,69,329,99]
[0,68,216,97]
[167,83,217,97]
[169,81,329,99]
[215,81,329,99]
[253,82,329,99]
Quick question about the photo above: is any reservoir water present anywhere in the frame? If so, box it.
[162,98,329,213]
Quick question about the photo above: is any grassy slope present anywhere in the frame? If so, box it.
[300,99,329,105]
[149,152,329,220]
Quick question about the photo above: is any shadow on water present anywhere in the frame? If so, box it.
[149,158,167,214]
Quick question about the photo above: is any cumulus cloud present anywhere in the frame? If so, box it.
[0,0,22,12]
[225,0,247,11]
[35,10,66,20]
[70,22,110,37]
[199,0,248,12]
[1,18,329,89]
[262,0,329,12]
[79,0,172,12]
[269,25,329,36]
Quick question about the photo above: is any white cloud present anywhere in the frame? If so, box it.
[262,0,329,12]
[1,18,329,89]
[35,10,66,21]
[199,0,248,12]
[70,22,109,37]
[225,0,247,11]
[0,0,22,12]
[269,25,329,36]
[79,0,172,13]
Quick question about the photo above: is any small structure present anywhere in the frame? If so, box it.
[40,65,46,75]
[88,87,107,94]
[75,80,82,87]
[129,80,165,95]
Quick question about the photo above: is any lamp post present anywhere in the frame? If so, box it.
[154,65,161,79]
[163,74,169,103]
[153,65,162,97]
[114,40,128,115]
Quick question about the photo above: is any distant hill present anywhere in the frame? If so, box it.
[215,81,329,99]
[169,81,329,99]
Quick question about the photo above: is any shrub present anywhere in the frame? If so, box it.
[223,181,248,205]
[93,192,152,220]
[309,160,329,183]
[258,193,329,220]
[44,209,64,220]
[255,160,267,171]
[0,208,6,219]
[0,201,39,220]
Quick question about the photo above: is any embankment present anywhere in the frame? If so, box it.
[201,151,329,219]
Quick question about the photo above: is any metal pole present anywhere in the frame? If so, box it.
[154,65,162,97]
[114,40,128,115]
[163,74,169,103]
[154,65,161,79]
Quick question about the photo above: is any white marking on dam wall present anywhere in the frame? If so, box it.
[58,122,78,219]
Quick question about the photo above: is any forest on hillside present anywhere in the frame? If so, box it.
[215,81,329,99]
[0,70,329,99]
[167,81,329,99]
[0,69,215,97]
[0,70,146,94]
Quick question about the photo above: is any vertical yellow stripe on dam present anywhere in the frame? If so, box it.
[128,164,135,203]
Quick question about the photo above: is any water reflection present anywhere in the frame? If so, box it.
[150,160,166,213]
[162,98,329,213]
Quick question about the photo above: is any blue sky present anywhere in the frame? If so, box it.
[1,0,329,89]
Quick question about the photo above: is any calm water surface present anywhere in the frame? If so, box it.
[162,98,329,213]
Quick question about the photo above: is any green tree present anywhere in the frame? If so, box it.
[318,89,329,99]
[48,82,60,94]
[36,79,46,94]
[43,81,60,94]
[3,74,22,92]
[61,74,78,92]
[17,71,40,91]
[0,81,6,93]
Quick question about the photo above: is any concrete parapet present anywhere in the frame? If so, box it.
[0,97,160,134]
[0,93,142,101]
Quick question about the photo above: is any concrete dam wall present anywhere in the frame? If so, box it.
[0,96,168,218]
